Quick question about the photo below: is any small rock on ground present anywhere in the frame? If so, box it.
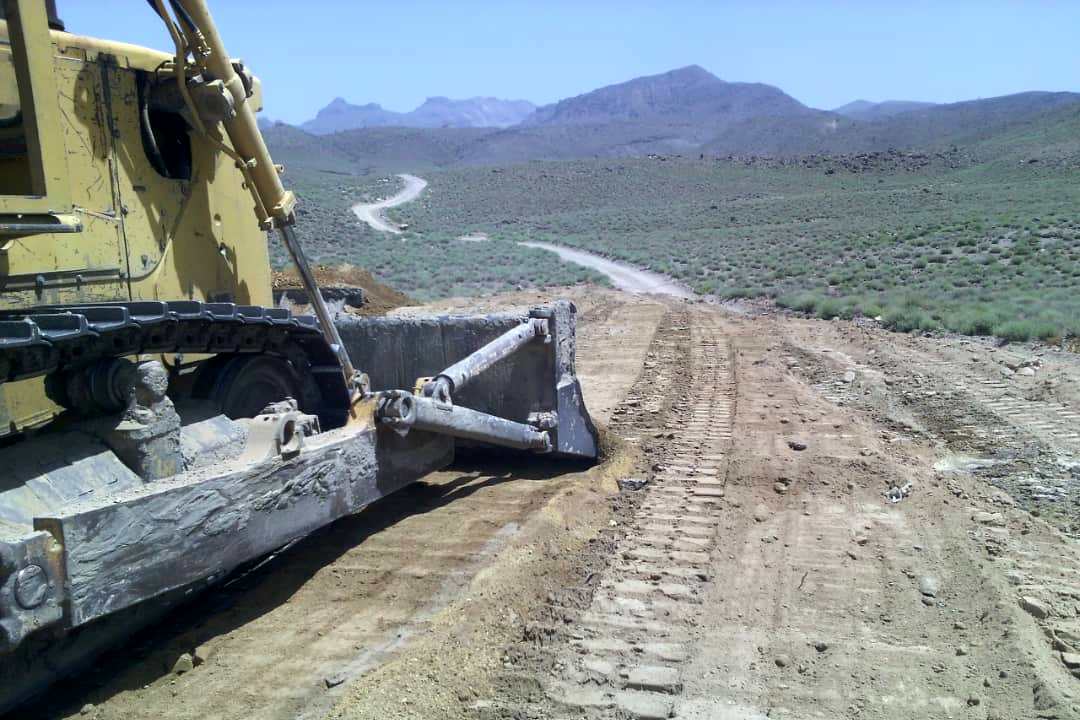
[616,691,674,719]
[171,653,194,675]
[1020,596,1051,620]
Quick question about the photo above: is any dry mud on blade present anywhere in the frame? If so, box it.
[0,301,596,714]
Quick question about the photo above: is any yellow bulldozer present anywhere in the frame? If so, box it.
[0,0,596,710]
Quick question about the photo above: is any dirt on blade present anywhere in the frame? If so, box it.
[272,264,413,314]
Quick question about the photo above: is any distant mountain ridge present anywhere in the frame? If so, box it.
[833,99,938,121]
[269,66,1080,172]
[523,65,814,126]
[300,96,536,134]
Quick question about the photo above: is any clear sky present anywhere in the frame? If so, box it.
[60,1,1080,125]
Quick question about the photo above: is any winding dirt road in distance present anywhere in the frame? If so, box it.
[350,176,694,299]
[350,174,428,233]
[520,240,695,299]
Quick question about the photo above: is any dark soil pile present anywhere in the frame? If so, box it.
[272,264,413,315]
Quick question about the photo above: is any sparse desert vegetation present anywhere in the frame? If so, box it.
[270,76,1080,343]
[383,150,1080,342]
[278,167,607,300]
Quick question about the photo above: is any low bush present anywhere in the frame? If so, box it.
[992,319,1060,343]
[882,306,940,333]
[776,292,821,313]
[814,297,844,320]
[946,308,1001,336]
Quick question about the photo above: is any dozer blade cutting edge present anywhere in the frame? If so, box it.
[0,300,597,712]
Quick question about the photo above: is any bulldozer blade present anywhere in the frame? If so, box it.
[0,301,597,712]
[335,299,598,460]
[0,423,454,713]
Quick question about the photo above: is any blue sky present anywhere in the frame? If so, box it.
[62,1,1080,125]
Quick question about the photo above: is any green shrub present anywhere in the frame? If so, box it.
[776,292,821,313]
[854,300,884,318]
[946,308,999,336]
[814,297,844,320]
[993,319,1059,343]
[882,306,940,333]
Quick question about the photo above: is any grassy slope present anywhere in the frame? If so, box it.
[274,166,608,301]
[391,151,1080,341]
[269,105,1080,340]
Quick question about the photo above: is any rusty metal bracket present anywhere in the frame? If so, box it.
[238,398,320,464]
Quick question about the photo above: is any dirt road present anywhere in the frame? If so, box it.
[350,174,428,233]
[349,175,693,297]
[521,241,695,299]
[500,308,1079,719]
[42,292,1080,720]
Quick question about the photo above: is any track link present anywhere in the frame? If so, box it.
[0,300,349,430]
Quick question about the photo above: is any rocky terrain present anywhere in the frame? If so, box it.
[29,286,1080,720]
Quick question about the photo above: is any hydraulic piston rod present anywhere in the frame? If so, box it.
[424,317,548,401]
[378,391,552,452]
[170,0,358,388]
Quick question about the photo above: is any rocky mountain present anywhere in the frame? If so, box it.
[301,99,405,134]
[408,97,537,129]
[522,65,814,126]
[830,91,1080,151]
[833,99,938,121]
[270,67,1080,173]
[300,96,536,135]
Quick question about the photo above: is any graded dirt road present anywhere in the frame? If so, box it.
[497,308,1080,720]
[350,174,428,233]
[520,241,695,299]
[39,292,1080,720]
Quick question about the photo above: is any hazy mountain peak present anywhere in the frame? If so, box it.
[833,99,938,121]
[665,64,721,82]
[300,95,536,134]
[522,65,808,127]
[833,99,874,114]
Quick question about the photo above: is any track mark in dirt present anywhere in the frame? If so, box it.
[494,311,1071,720]
[674,317,1050,719]
[487,308,733,718]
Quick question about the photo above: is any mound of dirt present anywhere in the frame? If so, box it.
[272,264,413,315]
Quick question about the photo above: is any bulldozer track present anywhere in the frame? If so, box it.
[19,293,666,720]
[530,310,736,718]
[0,300,349,430]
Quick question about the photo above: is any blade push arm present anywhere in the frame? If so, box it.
[154,0,360,391]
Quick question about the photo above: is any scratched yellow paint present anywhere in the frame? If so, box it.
[0,1,273,435]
